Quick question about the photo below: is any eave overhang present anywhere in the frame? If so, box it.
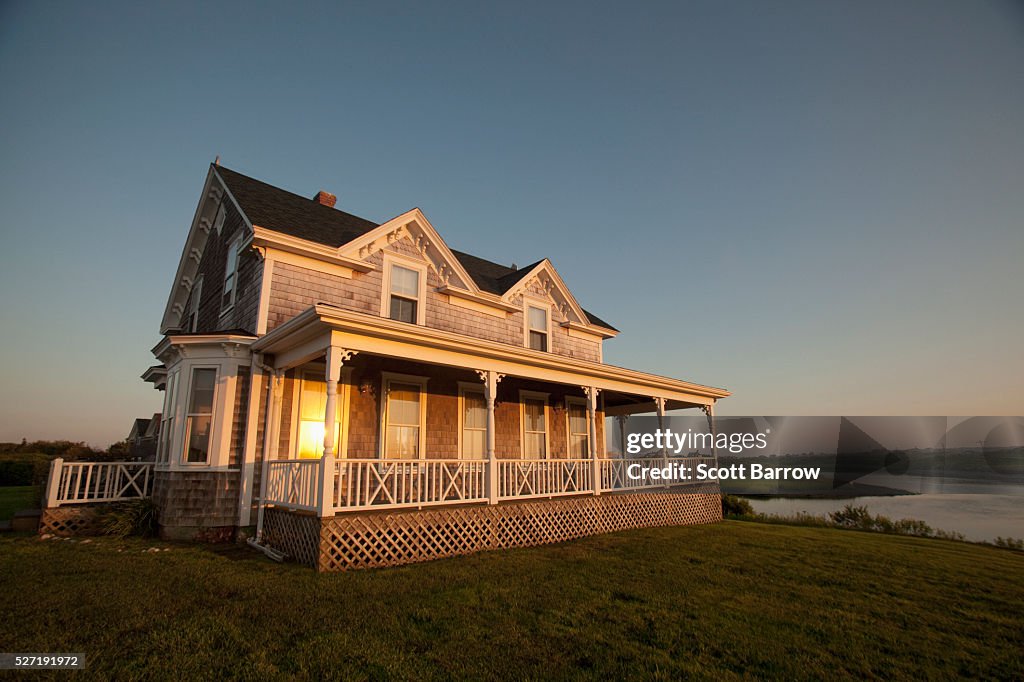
[253,304,729,407]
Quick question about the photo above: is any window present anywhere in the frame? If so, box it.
[213,203,226,235]
[521,392,548,459]
[461,389,486,459]
[383,376,426,459]
[183,368,216,464]
[567,398,589,458]
[527,305,549,351]
[296,370,344,459]
[185,276,202,333]
[157,371,178,464]
[221,235,241,313]
[388,264,420,324]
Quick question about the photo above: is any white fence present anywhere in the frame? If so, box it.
[45,458,154,508]
[261,455,718,515]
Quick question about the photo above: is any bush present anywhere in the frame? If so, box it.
[0,453,59,486]
[994,537,1024,551]
[98,499,159,539]
[721,494,755,517]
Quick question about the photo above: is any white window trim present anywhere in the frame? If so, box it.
[523,297,552,352]
[181,365,219,466]
[289,365,352,459]
[519,389,550,459]
[213,203,226,236]
[157,370,179,465]
[220,234,242,317]
[380,252,428,326]
[186,275,203,333]
[457,381,487,460]
[379,372,429,460]
[565,396,590,459]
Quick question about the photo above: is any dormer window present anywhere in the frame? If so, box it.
[382,256,427,325]
[221,235,241,314]
[527,304,549,351]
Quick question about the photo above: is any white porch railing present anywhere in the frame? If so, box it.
[498,458,593,500]
[263,460,321,512]
[331,459,487,511]
[45,458,154,508]
[261,455,718,516]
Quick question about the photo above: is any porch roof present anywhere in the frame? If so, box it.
[252,304,730,410]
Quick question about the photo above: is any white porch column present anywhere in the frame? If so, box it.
[479,370,503,505]
[655,397,669,488]
[322,346,356,458]
[616,415,630,457]
[703,402,717,461]
[585,386,601,495]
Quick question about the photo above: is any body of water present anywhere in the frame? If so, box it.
[745,488,1024,542]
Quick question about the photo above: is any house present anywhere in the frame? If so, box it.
[127,414,161,460]
[43,163,729,569]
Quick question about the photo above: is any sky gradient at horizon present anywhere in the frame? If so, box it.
[1,1,1021,446]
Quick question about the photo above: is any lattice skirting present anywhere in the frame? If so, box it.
[263,489,723,572]
[39,506,103,536]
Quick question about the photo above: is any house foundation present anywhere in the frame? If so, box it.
[263,486,722,571]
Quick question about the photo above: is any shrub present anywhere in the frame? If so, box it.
[99,499,159,539]
[829,505,873,529]
[994,537,1024,551]
[721,494,755,517]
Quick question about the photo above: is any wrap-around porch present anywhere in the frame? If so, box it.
[252,305,726,525]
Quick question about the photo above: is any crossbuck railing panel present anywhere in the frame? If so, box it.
[497,459,593,500]
[47,460,154,507]
[332,459,487,512]
[264,460,321,512]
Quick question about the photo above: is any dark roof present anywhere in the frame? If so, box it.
[129,418,152,439]
[215,165,616,331]
[215,165,379,248]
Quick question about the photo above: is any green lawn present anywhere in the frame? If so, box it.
[1,522,1022,679]
[0,485,40,520]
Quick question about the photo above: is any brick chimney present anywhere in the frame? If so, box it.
[314,190,337,208]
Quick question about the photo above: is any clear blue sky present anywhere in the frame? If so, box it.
[1,1,1021,446]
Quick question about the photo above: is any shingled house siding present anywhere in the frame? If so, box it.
[264,237,602,362]
[186,198,262,335]
[152,470,239,541]
[229,367,250,467]
[331,357,603,459]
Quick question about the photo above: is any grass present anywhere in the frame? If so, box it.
[1,522,1022,680]
[0,485,40,520]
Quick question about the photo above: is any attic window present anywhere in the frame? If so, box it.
[382,256,427,326]
[185,276,202,332]
[221,235,241,314]
[213,204,226,235]
[527,304,549,352]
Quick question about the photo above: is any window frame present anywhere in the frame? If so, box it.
[182,365,218,466]
[157,370,179,465]
[291,367,352,459]
[457,382,487,460]
[220,234,242,316]
[379,372,429,460]
[523,298,552,352]
[565,396,590,459]
[519,390,550,460]
[380,253,428,326]
[185,275,203,333]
